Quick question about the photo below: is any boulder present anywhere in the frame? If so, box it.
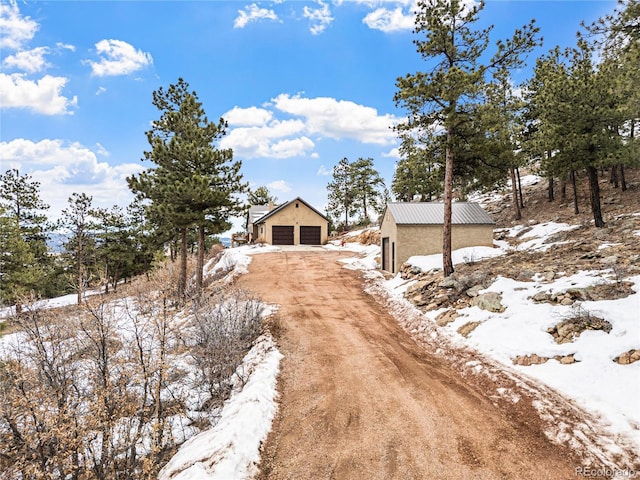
[465,285,484,298]
[471,292,505,313]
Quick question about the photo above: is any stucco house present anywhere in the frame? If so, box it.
[380,202,495,273]
[247,197,329,245]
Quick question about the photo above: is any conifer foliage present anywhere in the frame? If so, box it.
[394,0,540,276]
[128,78,246,299]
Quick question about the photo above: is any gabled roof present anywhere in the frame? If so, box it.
[254,197,328,224]
[383,202,494,225]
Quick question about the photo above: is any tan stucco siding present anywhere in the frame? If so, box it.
[380,220,494,272]
[259,201,328,245]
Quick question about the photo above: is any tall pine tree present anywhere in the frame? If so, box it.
[128,78,245,298]
[394,0,539,276]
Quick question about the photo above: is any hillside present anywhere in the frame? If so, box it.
[371,167,640,469]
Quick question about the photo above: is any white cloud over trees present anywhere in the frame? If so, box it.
[0,138,143,218]
[221,94,400,160]
[87,39,153,77]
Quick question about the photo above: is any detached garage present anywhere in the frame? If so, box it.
[252,197,329,246]
[380,202,495,273]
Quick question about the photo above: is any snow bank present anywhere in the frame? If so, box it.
[158,334,283,480]
[407,245,505,272]
[343,216,640,454]
[203,244,281,283]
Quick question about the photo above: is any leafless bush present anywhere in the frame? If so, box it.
[0,271,265,479]
[189,288,264,410]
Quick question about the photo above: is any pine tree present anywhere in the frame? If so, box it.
[248,186,278,205]
[392,133,444,202]
[350,157,386,223]
[394,0,539,276]
[0,169,51,309]
[327,158,357,230]
[128,78,245,298]
[60,193,96,304]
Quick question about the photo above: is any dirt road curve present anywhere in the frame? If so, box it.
[240,250,578,479]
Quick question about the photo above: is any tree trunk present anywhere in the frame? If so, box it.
[547,176,554,202]
[610,165,619,188]
[510,166,521,221]
[442,133,454,277]
[571,170,579,215]
[178,228,187,300]
[560,174,567,200]
[196,224,205,291]
[516,167,524,209]
[77,232,83,305]
[620,164,627,192]
[587,166,605,228]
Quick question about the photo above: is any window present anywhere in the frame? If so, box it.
[296,203,299,208]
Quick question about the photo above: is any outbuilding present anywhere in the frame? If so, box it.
[380,202,495,273]
[249,197,329,246]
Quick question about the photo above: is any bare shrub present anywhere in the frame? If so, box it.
[189,288,264,410]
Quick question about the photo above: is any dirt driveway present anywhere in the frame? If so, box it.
[239,250,579,479]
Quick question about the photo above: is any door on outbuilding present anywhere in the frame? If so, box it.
[272,225,294,245]
[299,226,321,245]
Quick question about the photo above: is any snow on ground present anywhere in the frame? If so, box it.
[341,221,640,454]
[407,246,505,272]
[158,333,282,480]
[0,289,102,319]
[1,245,284,479]
[203,244,281,283]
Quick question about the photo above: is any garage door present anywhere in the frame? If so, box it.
[300,226,321,245]
[272,226,294,245]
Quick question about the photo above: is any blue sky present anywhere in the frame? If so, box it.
[1,0,615,233]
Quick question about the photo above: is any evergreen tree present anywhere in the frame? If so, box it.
[0,169,51,309]
[392,133,444,202]
[60,193,96,304]
[327,158,357,230]
[92,206,137,293]
[350,157,386,223]
[128,78,245,298]
[248,186,278,205]
[394,0,539,276]
[529,42,624,227]
[481,66,530,220]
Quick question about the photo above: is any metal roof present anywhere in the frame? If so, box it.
[247,205,270,227]
[384,202,494,225]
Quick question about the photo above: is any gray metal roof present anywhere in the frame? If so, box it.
[385,202,494,225]
[247,205,270,227]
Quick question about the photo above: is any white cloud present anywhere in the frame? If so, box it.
[0,138,143,219]
[3,46,50,73]
[87,39,153,77]
[223,106,273,127]
[96,86,107,95]
[272,94,399,145]
[234,4,279,29]
[317,165,331,176]
[56,42,76,52]
[221,94,401,159]
[0,73,77,115]
[363,6,415,32]
[221,118,312,159]
[303,0,334,35]
[0,0,38,50]
[266,180,292,193]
